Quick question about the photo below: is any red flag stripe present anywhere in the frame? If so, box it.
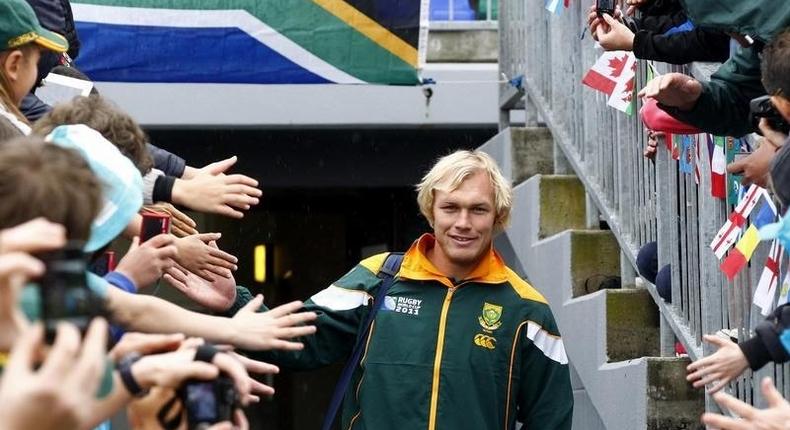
[721,249,747,280]
[582,69,616,95]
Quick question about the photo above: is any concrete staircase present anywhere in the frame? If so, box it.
[482,128,703,430]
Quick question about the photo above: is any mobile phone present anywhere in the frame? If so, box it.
[89,251,116,277]
[140,212,171,243]
[596,0,615,17]
[38,241,104,342]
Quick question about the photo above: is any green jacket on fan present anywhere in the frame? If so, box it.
[236,234,573,430]
[663,0,790,137]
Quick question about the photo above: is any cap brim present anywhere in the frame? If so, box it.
[33,28,68,53]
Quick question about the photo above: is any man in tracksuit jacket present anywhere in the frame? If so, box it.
[233,150,573,430]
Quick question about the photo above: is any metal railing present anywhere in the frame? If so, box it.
[501,0,790,411]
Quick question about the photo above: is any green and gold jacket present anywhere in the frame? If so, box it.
[242,234,573,430]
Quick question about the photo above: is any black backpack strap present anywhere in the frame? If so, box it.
[321,252,403,430]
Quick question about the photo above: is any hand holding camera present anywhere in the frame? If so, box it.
[119,340,259,429]
[115,234,178,290]
[0,319,109,430]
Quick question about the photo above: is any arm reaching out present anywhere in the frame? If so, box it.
[171,156,262,219]
[106,288,317,351]
[686,334,749,393]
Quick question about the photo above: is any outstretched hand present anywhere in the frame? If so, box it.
[229,295,318,351]
[686,334,749,394]
[702,377,790,429]
[172,156,262,219]
[173,235,237,281]
[164,261,237,312]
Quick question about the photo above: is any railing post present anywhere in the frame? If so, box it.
[621,251,637,289]
[696,131,725,413]
[660,313,676,356]
[553,143,572,174]
[585,192,600,229]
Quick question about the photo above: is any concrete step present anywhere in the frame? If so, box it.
[647,358,705,430]
[568,229,619,297]
[607,289,659,362]
[495,141,703,430]
[538,175,587,239]
[511,127,555,184]
[478,127,555,186]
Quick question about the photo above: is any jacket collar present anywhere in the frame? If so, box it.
[398,233,509,288]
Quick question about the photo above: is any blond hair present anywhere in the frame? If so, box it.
[416,150,512,231]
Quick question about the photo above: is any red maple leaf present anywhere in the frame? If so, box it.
[607,55,628,78]
[618,78,636,103]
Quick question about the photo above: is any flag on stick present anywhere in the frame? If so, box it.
[778,262,790,308]
[720,225,761,280]
[546,0,563,15]
[710,185,766,259]
[582,51,637,114]
[711,135,727,199]
[754,240,782,316]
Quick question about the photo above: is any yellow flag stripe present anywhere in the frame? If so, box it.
[735,225,760,260]
[311,0,418,67]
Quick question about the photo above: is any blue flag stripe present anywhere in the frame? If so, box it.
[754,201,777,229]
[75,22,331,84]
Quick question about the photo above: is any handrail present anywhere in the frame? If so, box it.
[500,0,790,410]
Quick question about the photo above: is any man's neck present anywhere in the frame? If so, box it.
[425,247,482,282]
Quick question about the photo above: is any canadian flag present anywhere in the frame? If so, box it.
[582,51,637,114]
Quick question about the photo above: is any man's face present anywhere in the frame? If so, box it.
[431,170,497,278]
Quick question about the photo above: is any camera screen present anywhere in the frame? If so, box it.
[184,382,218,423]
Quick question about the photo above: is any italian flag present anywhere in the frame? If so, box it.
[711,135,727,199]
[582,51,637,115]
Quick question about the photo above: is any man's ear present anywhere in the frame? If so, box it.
[0,50,24,83]
[771,95,790,123]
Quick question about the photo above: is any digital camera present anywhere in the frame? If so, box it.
[180,374,239,429]
[750,95,790,136]
[38,241,105,342]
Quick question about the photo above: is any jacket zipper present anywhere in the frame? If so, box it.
[427,281,470,430]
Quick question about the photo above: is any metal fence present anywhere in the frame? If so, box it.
[500,0,790,411]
